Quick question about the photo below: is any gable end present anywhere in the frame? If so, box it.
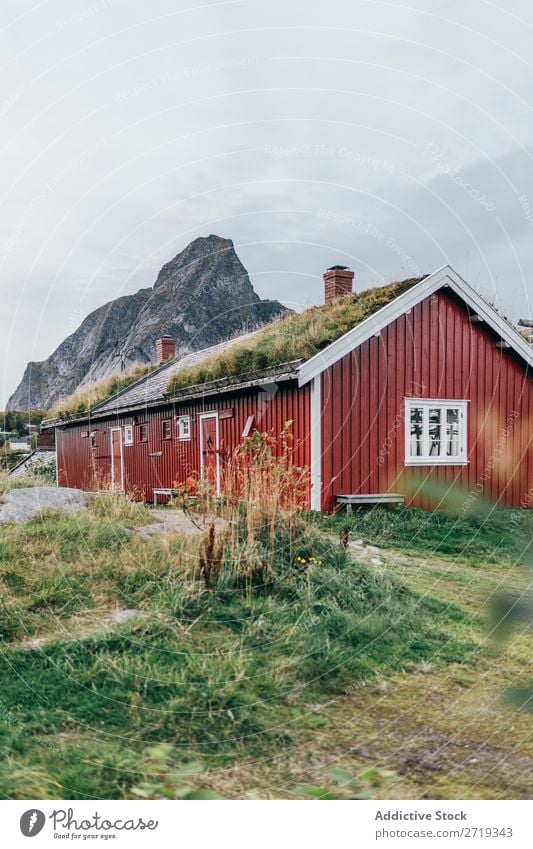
[298,265,533,386]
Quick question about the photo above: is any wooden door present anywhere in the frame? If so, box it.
[200,414,219,493]
[110,428,123,490]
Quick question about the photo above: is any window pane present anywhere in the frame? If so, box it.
[446,408,460,456]
[429,408,442,456]
[410,408,423,456]
[178,417,190,439]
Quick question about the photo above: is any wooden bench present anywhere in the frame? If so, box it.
[152,488,178,507]
[336,493,405,513]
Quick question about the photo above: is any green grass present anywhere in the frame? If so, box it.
[166,278,423,394]
[50,364,157,418]
[320,504,533,566]
[0,502,481,799]
[1,496,531,799]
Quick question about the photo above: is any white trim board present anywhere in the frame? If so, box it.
[54,427,59,488]
[310,376,322,511]
[298,265,533,387]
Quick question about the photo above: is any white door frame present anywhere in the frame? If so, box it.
[110,427,124,490]
[199,412,220,494]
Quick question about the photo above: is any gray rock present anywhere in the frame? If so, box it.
[0,487,90,524]
[7,235,289,411]
[137,523,168,537]
[109,609,141,624]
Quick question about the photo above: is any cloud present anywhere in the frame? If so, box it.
[1,0,533,405]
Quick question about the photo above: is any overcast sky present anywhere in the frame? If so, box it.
[2,0,533,407]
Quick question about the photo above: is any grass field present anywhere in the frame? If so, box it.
[0,486,531,800]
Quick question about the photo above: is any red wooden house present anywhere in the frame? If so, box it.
[46,264,533,511]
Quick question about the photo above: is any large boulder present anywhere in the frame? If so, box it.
[0,487,90,524]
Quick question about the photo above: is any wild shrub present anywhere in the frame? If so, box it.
[198,523,224,590]
[181,425,310,592]
[163,431,473,695]
[88,492,149,528]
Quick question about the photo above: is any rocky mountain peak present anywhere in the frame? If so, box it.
[7,235,288,411]
[154,234,237,290]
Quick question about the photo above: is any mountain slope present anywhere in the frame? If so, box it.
[7,235,287,411]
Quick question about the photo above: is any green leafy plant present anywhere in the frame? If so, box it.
[131,745,224,800]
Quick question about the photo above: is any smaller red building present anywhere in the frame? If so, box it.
[46,265,533,511]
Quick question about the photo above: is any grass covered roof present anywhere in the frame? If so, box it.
[166,276,424,395]
[48,276,425,420]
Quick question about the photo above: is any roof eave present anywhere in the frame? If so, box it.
[42,360,303,428]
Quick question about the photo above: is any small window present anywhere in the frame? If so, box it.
[405,399,468,465]
[177,416,191,440]
[139,424,148,443]
[124,425,133,446]
[162,420,172,440]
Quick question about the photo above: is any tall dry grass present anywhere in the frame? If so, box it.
[223,422,309,541]
[0,470,55,494]
[175,424,310,591]
[88,491,151,527]
[51,365,156,418]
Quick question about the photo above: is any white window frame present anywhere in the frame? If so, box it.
[177,415,191,441]
[404,398,468,466]
[124,425,133,446]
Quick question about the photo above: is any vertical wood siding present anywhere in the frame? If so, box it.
[321,288,533,511]
[55,288,533,513]
[56,381,311,504]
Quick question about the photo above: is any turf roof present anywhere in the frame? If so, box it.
[46,276,425,421]
[166,276,425,395]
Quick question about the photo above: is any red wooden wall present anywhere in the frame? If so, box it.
[56,288,533,513]
[56,381,311,504]
[320,288,533,511]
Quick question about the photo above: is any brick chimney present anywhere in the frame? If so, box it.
[156,336,176,364]
[323,265,355,304]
